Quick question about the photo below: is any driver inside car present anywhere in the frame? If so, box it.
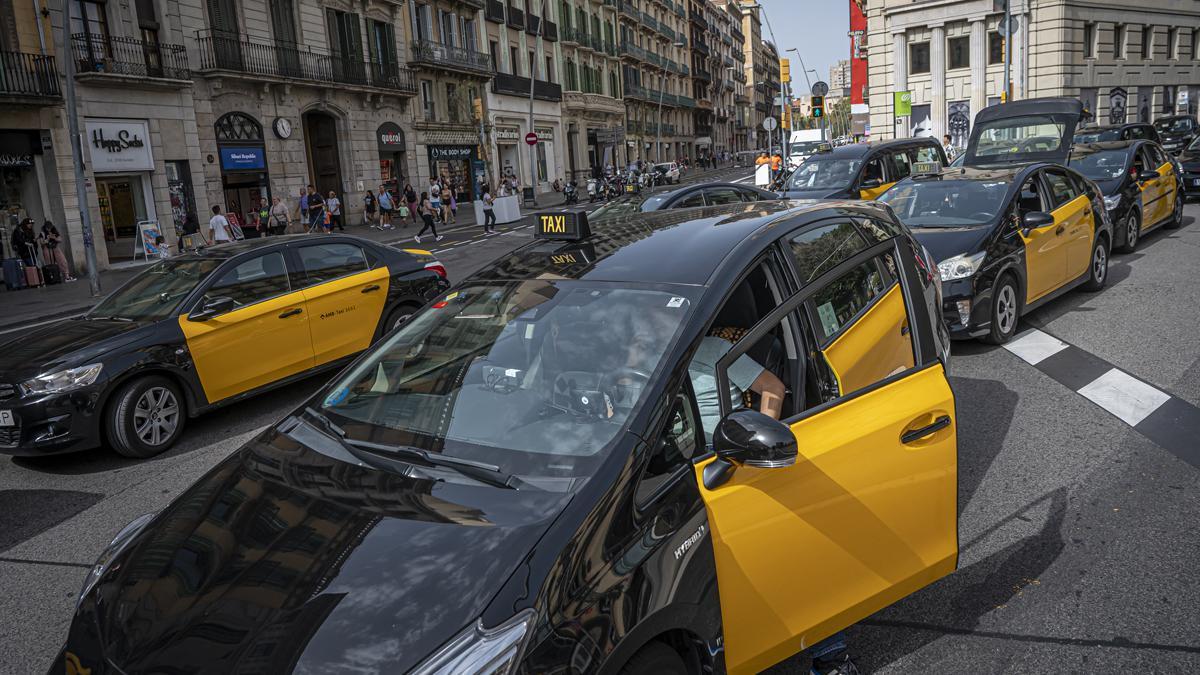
[688,332,786,444]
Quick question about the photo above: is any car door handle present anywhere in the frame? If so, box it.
[361,284,382,293]
[1055,224,1066,235]
[278,308,303,319]
[900,324,910,337]
[901,415,952,444]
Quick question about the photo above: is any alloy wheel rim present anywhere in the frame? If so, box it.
[132,386,179,447]
[1093,244,1107,282]
[393,313,412,329]
[997,285,1016,334]
[1127,216,1138,247]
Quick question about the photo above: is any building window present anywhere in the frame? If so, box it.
[462,18,476,51]
[1168,27,1178,60]
[536,142,548,182]
[509,45,520,75]
[446,83,459,122]
[988,31,1003,65]
[415,4,430,41]
[947,36,969,69]
[909,42,930,74]
[421,80,434,119]
[1141,25,1152,59]
[545,55,554,83]
[489,40,499,70]
[1113,24,1124,59]
[72,0,112,40]
[609,71,618,97]
[1083,23,1094,58]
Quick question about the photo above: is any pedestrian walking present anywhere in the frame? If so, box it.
[414,191,443,243]
[429,178,443,223]
[38,220,76,281]
[254,198,269,238]
[481,184,497,234]
[306,185,325,232]
[942,134,958,161]
[268,196,290,235]
[440,184,454,224]
[376,185,394,229]
[326,191,344,232]
[295,189,308,234]
[208,205,234,244]
[404,183,419,225]
[363,189,377,227]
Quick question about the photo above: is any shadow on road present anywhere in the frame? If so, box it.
[0,489,104,553]
[949,375,1018,516]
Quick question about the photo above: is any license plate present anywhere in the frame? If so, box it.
[625,185,635,192]
[0,410,13,427]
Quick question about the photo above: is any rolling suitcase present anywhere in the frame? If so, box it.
[42,263,62,285]
[24,263,42,288]
[2,258,25,290]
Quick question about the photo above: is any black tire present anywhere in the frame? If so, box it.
[106,375,185,459]
[1117,210,1140,253]
[619,641,687,675]
[982,274,1020,345]
[383,302,421,335]
[1165,187,1184,229]
[1082,236,1109,292]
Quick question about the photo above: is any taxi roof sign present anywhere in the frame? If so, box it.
[536,211,591,241]
[912,160,942,177]
[816,142,833,153]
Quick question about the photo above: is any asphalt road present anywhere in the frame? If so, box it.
[3,184,1199,673]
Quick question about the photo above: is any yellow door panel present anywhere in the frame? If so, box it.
[302,266,391,365]
[859,180,895,201]
[822,284,914,396]
[178,293,315,403]
[695,364,957,674]
[1020,204,1071,303]
[1151,162,1175,226]
[1139,172,1161,227]
[1061,195,1096,283]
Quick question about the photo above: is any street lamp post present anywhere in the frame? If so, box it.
[527,0,548,205]
[656,41,687,164]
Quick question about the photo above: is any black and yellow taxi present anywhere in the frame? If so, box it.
[0,235,447,459]
[1068,140,1184,252]
[880,97,1112,344]
[56,201,957,675]
[589,181,779,220]
[779,137,947,200]
[1073,121,1160,145]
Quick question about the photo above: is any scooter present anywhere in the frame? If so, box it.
[587,178,600,202]
[563,181,578,205]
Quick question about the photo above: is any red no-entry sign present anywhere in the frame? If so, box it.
[525,132,539,146]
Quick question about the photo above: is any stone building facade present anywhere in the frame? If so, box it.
[866,0,1200,145]
[557,0,627,180]
[618,0,695,164]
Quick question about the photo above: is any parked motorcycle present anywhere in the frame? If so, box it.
[563,181,578,205]
[587,178,600,202]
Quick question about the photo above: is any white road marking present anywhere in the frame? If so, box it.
[1003,329,1070,365]
[1077,368,1171,427]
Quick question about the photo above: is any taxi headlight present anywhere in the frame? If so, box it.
[78,512,155,609]
[21,363,103,395]
[411,610,536,675]
[1103,194,1121,211]
[937,252,986,282]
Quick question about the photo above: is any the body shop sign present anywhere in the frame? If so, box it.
[86,119,154,172]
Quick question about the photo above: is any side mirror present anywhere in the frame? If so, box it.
[702,410,798,489]
[1021,211,1055,235]
[859,177,883,190]
[1137,168,1161,182]
[188,296,235,321]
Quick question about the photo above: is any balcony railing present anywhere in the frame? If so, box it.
[196,30,416,92]
[0,50,60,98]
[492,71,562,101]
[506,5,525,29]
[688,9,707,29]
[605,39,617,56]
[694,67,711,81]
[621,40,648,61]
[410,39,494,75]
[486,0,505,22]
[617,0,639,20]
[694,40,710,56]
[72,33,189,80]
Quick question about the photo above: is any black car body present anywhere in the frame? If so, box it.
[56,201,959,675]
[882,97,1115,343]
[1172,136,1200,197]
[0,235,447,458]
[1152,114,1199,154]
[588,182,778,220]
[1069,140,1184,252]
[778,137,947,200]
[1073,122,1160,144]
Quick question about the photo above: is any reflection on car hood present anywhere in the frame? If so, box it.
[0,318,150,379]
[85,431,572,673]
[1176,148,1200,169]
[908,224,994,264]
[1092,178,1124,196]
[778,187,848,200]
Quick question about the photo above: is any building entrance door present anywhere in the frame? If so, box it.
[304,112,343,198]
[97,174,147,260]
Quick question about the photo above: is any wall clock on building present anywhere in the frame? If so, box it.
[273,117,293,139]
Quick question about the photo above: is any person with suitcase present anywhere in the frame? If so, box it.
[39,220,75,282]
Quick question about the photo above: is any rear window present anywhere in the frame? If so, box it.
[1074,129,1122,144]
[297,243,369,285]
[1068,148,1132,180]
[974,115,1066,159]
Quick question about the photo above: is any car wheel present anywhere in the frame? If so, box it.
[619,641,687,675]
[1082,236,1109,292]
[384,303,421,333]
[1166,188,1184,229]
[106,375,185,458]
[983,275,1020,345]
[1118,211,1140,253]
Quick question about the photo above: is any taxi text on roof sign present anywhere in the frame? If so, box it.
[536,211,591,241]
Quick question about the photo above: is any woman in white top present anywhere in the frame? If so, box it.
[208,205,233,244]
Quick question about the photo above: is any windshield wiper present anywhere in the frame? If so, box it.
[303,407,528,490]
[86,315,133,322]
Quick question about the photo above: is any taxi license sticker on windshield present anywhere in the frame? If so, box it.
[817,302,840,336]
[667,297,688,308]
[324,387,350,407]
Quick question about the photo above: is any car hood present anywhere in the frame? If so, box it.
[0,318,150,379]
[81,430,573,674]
[908,224,994,264]
[1176,148,1200,170]
[1158,131,1193,143]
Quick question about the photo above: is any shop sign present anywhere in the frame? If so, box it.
[85,118,154,172]
[0,130,40,167]
[219,146,266,171]
[534,127,555,140]
[0,153,33,168]
[594,126,625,144]
[377,122,406,152]
[429,145,474,160]
[496,126,521,142]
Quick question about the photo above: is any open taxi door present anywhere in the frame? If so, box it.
[962,97,1086,168]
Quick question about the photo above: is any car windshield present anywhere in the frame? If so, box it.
[1069,148,1132,180]
[87,258,222,321]
[790,141,823,156]
[1155,118,1192,133]
[590,192,672,218]
[319,281,696,485]
[786,158,861,190]
[1074,129,1122,143]
[974,115,1066,158]
[879,179,1010,227]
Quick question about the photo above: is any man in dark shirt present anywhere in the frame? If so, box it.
[306,184,325,232]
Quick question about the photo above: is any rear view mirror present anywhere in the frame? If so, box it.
[1021,211,1055,235]
[859,177,883,190]
[188,296,235,321]
[1137,169,1161,182]
[703,410,797,489]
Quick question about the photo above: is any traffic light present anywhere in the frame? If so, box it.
[780,58,791,84]
[812,95,825,119]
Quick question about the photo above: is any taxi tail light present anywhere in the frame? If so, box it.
[424,261,448,279]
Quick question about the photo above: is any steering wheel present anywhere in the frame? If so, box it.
[601,368,653,409]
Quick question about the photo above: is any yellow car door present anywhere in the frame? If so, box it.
[858,156,894,200]
[179,251,315,403]
[293,242,391,365]
[1043,170,1096,283]
[1017,173,1069,302]
[695,248,957,674]
[1151,147,1177,225]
